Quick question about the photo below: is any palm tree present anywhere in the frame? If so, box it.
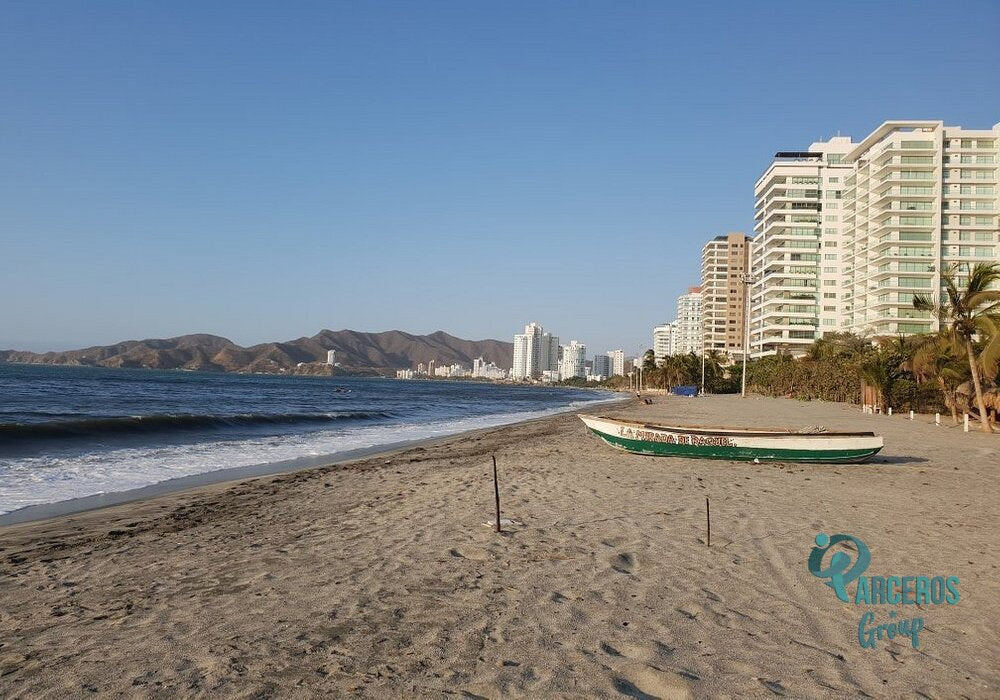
[914,262,1000,433]
[642,349,657,372]
[806,331,871,361]
[857,341,906,414]
[905,333,967,425]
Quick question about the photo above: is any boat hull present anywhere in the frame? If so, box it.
[579,415,883,464]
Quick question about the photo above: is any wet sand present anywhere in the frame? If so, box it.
[1,395,998,697]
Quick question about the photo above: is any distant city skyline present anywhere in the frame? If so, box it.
[2,2,998,354]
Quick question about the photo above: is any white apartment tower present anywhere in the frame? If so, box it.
[511,322,560,380]
[607,349,625,377]
[652,323,676,363]
[700,233,751,360]
[591,354,611,378]
[673,286,702,355]
[841,121,999,337]
[559,340,587,380]
[750,137,855,357]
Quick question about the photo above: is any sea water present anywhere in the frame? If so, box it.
[0,364,613,516]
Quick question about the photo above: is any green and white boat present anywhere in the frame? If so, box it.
[578,415,883,464]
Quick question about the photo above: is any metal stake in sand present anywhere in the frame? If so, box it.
[964,413,970,433]
[888,407,892,416]
[705,497,711,548]
[492,455,502,533]
[910,410,914,421]
[935,413,941,426]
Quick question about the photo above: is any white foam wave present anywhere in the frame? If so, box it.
[0,396,617,515]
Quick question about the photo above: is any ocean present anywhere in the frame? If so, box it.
[0,364,614,517]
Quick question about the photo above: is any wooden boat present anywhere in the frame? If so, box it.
[578,415,883,463]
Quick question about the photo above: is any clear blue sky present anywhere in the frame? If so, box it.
[2,1,999,354]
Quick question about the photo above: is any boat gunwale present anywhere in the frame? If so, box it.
[579,414,878,439]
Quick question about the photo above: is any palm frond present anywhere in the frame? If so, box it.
[942,266,964,313]
[975,314,1000,382]
[964,291,1000,314]
[912,294,936,312]
[966,262,1000,295]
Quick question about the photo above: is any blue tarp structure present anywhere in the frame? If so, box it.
[672,385,699,397]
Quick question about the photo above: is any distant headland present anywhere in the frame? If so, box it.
[0,330,514,377]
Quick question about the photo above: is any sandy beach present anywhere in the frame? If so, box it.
[1,394,998,698]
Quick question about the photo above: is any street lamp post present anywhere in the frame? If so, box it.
[738,272,751,398]
[700,344,706,395]
[637,343,645,393]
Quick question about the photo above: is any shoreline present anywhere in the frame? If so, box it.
[0,397,629,529]
[2,394,996,697]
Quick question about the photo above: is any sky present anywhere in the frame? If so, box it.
[2,1,999,355]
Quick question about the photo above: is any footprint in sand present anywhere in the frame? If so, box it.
[759,678,789,696]
[611,662,693,700]
[701,588,722,602]
[448,547,487,561]
[600,641,625,657]
[675,604,703,620]
[610,552,638,574]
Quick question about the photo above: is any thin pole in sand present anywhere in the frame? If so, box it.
[492,455,502,533]
[705,497,711,548]
[888,407,892,416]
[935,413,941,426]
[910,410,914,421]
[964,413,970,433]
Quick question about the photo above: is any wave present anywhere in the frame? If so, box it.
[0,411,394,442]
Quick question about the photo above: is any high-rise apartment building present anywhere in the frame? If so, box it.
[591,353,611,378]
[840,121,999,337]
[559,340,587,380]
[673,286,702,355]
[700,233,751,360]
[607,349,625,377]
[748,120,999,348]
[750,137,855,357]
[511,322,560,380]
[652,323,676,362]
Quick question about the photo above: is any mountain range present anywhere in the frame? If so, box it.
[0,330,514,376]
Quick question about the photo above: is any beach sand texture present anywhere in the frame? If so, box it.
[1,395,998,698]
